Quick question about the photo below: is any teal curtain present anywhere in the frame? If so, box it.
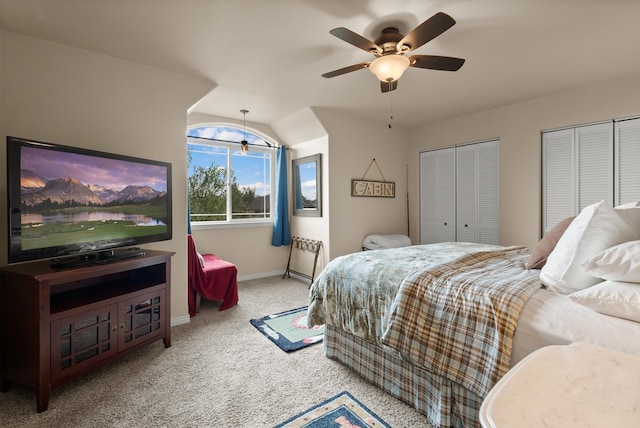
[272,146,291,246]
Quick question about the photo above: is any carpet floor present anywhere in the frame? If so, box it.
[0,276,429,427]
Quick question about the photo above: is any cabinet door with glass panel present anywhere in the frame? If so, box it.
[118,289,166,351]
[50,304,119,383]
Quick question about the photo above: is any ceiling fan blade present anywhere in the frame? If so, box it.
[380,80,398,93]
[321,63,370,78]
[409,55,465,71]
[329,27,382,54]
[398,12,456,52]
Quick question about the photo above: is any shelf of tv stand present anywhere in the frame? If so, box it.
[0,250,174,412]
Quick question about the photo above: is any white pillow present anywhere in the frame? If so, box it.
[582,241,640,282]
[569,280,640,323]
[540,200,636,294]
[616,207,640,231]
[615,200,640,208]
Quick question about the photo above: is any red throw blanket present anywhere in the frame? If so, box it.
[188,235,238,316]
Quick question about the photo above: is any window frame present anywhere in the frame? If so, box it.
[187,125,276,229]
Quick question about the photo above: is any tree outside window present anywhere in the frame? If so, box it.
[187,125,273,224]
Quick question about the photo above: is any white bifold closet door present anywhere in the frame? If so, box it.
[542,122,613,235]
[420,147,456,244]
[456,140,500,244]
[420,139,499,245]
[615,118,640,205]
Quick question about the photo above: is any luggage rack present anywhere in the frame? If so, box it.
[282,236,323,286]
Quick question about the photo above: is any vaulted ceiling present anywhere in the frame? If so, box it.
[2,0,640,128]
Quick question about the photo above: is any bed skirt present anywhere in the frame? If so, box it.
[324,324,482,428]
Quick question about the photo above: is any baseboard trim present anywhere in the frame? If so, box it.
[237,270,285,282]
[171,314,191,327]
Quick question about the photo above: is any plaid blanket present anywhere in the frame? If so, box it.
[381,246,541,398]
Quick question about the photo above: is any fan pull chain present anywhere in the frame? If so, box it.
[388,81,393,129]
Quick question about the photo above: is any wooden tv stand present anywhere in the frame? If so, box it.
[0,250,174,412]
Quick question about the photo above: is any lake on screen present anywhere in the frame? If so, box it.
[22,212,165,226]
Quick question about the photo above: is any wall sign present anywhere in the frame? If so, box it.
[351,179,395,197]
[351,158,396,198]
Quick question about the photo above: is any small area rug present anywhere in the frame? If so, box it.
[250,306,324,352]
[274,391,391,428]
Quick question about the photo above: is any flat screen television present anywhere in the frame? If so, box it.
[6,136,172,265]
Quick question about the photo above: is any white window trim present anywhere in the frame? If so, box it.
[190,219,274,230]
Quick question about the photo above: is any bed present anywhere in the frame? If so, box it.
[308,201,640,428]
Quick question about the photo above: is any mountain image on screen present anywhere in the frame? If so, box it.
[20,170,166,207]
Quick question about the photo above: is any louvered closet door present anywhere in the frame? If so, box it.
[420,151,437,243]
[543,122,612,235]
[435,149,456,242]
[543,128,575,235]
[456,145,478,242]
[576,123,613,210]
[615,118,640,205]
[455,140,500,244]
[477,140,500,244]
[420,148,456,244]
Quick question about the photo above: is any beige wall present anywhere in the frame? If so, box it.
[407,74,640,249]
[0,31,213,323]
[313,108,410,258]
[288,136,330,275]
[272,106,411,267]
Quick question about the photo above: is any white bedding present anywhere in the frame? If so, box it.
[361,233,411,250]
[512,287,640,365]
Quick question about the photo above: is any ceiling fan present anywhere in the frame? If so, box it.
[321,12,465,92]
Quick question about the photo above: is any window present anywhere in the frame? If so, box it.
[187,125,275,226]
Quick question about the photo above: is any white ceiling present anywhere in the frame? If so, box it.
[2,0,640,129]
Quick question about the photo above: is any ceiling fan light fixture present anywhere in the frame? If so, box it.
[369,54,410,82]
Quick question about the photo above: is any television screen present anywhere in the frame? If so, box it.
[6,136,172,264]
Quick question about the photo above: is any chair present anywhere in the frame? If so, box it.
[187,235,238,316]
